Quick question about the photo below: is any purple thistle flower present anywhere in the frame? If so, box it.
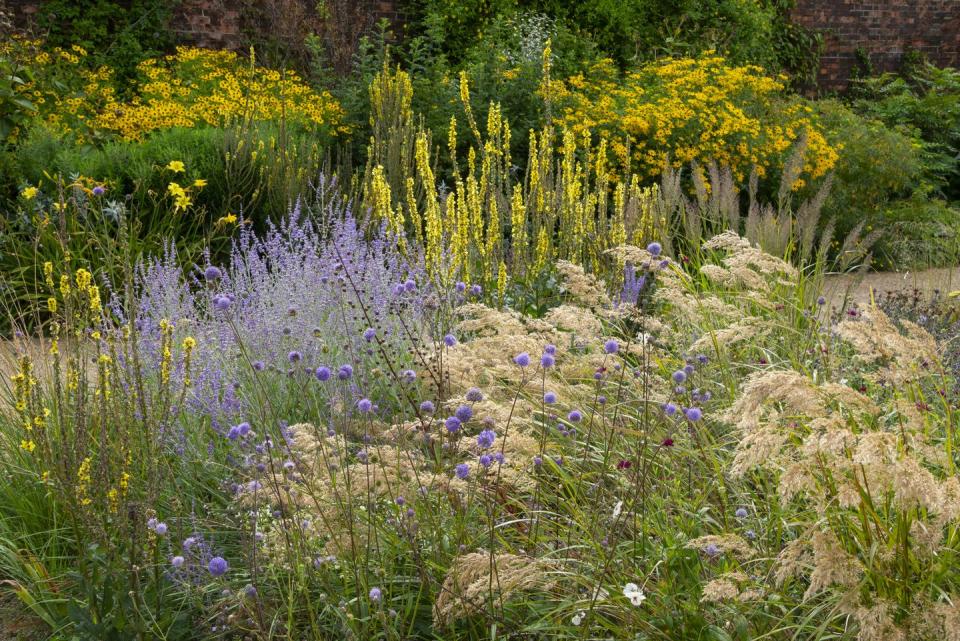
[337,364,353,380]
[455,463,469,479]
[363,328,376,342]
[357,398,373,413]
[404,279,416,292]
[288,351,302,363]
[204,266,223,281]
[735,507,748,519]
[402,369,417,382]
[540,353,555,368]
[208,556,229,577]
[544,391,557,404]
[647,242,662,256]
[419,400,435,414]
[479,454,492,468]
[568,410,583,423]
[476,428,496,449]
[443,334,457,347]
[369,587,382,602]
[455,281,466,293]
[663,402,678,416]
[237,422,251,436]
[315,366,331,381]
[469,284,482,296]
[514,352,531,367]
[703,544,720,558]
[444,416,462,433]
[672,370,687,384]
[252,360,266,371]
[455,404,473,423]
[465,387,483,402]
[544,344,556,355]
[394,496,405,506]
[684,407,703,421]
[92,185,106,196]
[533,455,543,466]
[213,295,231,311]
[604,340,619,354]
[171,555,185,568]
[155,522,168,536]
[227,425,241,440]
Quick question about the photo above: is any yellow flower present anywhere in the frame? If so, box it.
[167,182,186,198]
[166,160,186,173]
[21,186,38,200]
[216,213,238,227]
[192,178,207,188]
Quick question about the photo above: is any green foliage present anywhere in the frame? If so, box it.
[871,197,960,270]
[35,0,178,84]
[0,53,37,145]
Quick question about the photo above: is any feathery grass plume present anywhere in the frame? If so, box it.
[433,552,554,627]
[685,534,756,560]
[836,306,940,384]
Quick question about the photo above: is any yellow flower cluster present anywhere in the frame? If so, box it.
[544,54,838,183]
[93,47,348,141]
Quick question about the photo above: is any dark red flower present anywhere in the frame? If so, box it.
[661,438,674,447]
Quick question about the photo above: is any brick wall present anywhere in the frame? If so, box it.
[792,0,960,91]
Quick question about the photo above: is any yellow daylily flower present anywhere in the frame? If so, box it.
[166,160,186,173]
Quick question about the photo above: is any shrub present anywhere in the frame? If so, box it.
[871,197,960,271]
[546,53,838,184]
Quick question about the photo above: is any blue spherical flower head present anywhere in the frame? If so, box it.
[357,398,373,413]
[735,507,748,519]
[647,242,662,257]
[444,416,462,433]
[544,391,558,404]
[227,425,241,440]
[394,496,405,506]
[213,295,231,311]
[514,352,531,367]
[288,351,302,363]
[253,360,266,371]
[402,369,417,383]
[455,404,473,423]
[469,284,482,296]
[363,328,376,342]
[684,407,703,421]
[171,555,185,568]
[476,429,496,449]
[683,364,695,376]
[817,295,826,306]
[369,587,382,602]
[92,185,106,196]
[663,402,678,416]
[568,410,583,423]
[465,387,483,402]
[696,354,709,364]
[544,344,557,355]
[237,421,251,437]
[208,556,229,577]
[540,353,555,368]
[315,366,331,381]
[703,544,720,558]
[603,339,619,354]
[392,283,405,296]
[443,334,457,347]
[419,400,435,414]
[155,522,168,536]
[672,370,687,384]
[404,279,417,292]
[455,281,467,293]
[479,454,492,468]
[455,463,470,479]
[337,364,353,380]
[204,266,223,282]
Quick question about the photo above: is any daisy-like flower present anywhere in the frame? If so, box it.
[623,582,646,606]
[166,160,186,173]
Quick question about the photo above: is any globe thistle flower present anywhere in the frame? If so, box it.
[237,422,251,436]
[404,279,416,292]
[604,339,619,354]
[155,523,168,536]
[544,391,557,404]
[672,370,687,384]
[697,354,708,364]
[465,387,483,402]
[540,353,555,368]
[455,463,469,479]
[394,496,405,506]
[817,296,826,306]
[479,454,492,468]
[402,369,417,383]
[735,507,748,519]
[455,281,466,293]
[183,537,196,551]
[369,587,382,602]
[455,405,473,423]
[419,400,435,414]
[703,543,720,558]
[147,518,158,531]
[337,364,353,380]
[469,284,482,296]
[544,344,556,355]
[568,410,583,423]
[443,334,457,347]
[171,555,185,568]
[533,455,543,466]
[444,416,462,433]
[213,295,231,311]
[392,283,405,296]
[244,584,258,599]
[363,328,376,342]
[514,352,531,367]
[492,452,505,464]
[357,398,373,413]
[288,351,302,363]
[208,556,229,577]
[227,425,241,440]
[204,266,223,282]
[646,242,662,256]
[315,366,331,381]
[476,429,496,449]
[92,185,106,196]
[356,449,368,463]
[252,360,265,371]
[684,407,703,421]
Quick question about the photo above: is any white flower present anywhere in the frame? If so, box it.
[623,582,646,606]
[572,610,586,626]
[612,500,624,519]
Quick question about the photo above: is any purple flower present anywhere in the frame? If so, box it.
[476,429,496,449]
[402,369,417,382]
[363,328,376,342]
[455,281,466,293]
[696,354,708,364]
[647,242,662,257]
[443,334,457,347]
[540,353,555,368]
[315,366,331,381]
[683,364,695,376]
[237,422,251,436]
[171,555,185,568]
[604,340,619,354]
[155,522,168,536]
[817,296,826,306]
[227,425,241,440]
[514,352,531,367]
[252,360,265,371]
[204,266,223,281]
[92,185,106,196]
[419,400,435,414]
[544,391,557,404]
[479,454,492,468]
[213,295,231,311]
[444,416,461,433]
[208,556,229,577]
[533,455,543,466]
[469,284,482,296]
[703,544,720,558]
[684,407,703,421]
[369,587,382,602]
[465,387,483,402]
[544,344,556,355]
[453,405,472,424]
[288,351,302,363]
[394,496,405,506]
[337,364,353,380]
[735,507,748,519]
[568,410,583,423]
[455,463,469,479]
[663,402,678,416]
[404,279,416,292]
[672,370,687,384]
[357,398,373,413]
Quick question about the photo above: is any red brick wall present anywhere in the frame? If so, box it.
[792,0,960,90]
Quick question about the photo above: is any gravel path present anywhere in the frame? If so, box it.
[823,266,960,308]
